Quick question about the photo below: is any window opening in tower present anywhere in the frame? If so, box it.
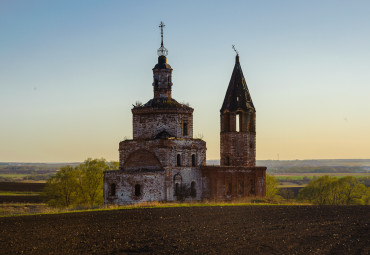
[183,122,188,136]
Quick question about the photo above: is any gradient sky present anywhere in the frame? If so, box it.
[1,0,370,162]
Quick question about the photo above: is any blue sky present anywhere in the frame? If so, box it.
[1,0,370,162]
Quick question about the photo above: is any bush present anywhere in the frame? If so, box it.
[266,174,280,200]
[42,158,118,207]
[298,176,369,205]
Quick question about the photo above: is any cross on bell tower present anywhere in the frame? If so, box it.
[153,22,173,98]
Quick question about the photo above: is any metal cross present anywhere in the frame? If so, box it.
[159,21,165,46]
[232,45,239,55]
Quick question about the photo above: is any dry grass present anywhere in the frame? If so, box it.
[0,191,41,196]
[0,203,59,216]
[0,199,310,217]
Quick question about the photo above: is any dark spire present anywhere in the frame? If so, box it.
[220,54,255,112]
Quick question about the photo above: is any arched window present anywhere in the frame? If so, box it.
[134,184,141,197]
[191,154,196,167]
[175,183,180,196]
[190,181,196,198]
[183,122,188,136]
[236,113,240,132]
[110,183,116,196]
[177,154,181,166]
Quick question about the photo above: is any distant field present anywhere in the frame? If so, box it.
[0,173,29,178]
[0,191,40,196]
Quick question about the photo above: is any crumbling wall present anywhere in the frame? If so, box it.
[119,139,206,170]
[104,170,166,205]
[201,166,266,201]
[167,168,202,202]
[132,108,194,140]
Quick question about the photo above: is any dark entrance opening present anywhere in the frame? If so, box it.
[134,184,141,197]
[110,183,116,196]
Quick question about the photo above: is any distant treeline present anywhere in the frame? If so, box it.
[0,163,79,174]
[267,166,369,174]
[0,163,80,182]
[258,159,370,168]
[276,176,370,187]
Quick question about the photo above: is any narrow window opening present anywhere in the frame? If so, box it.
[225,156,230,166]
[223,113,230,132]
[238,179,244,196]
[134,184,141,197]
[237,96,240,102]
[176,154,181,166]
[154,74,159,86]
[236,113,240,132]
[225,179,232,196]
[250,179,255,195]
[110,183,116,196]
[183,122,188,136]
[190,181,196,198]
[191,154,196,167]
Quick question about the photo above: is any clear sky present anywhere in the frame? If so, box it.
[1,0,370,162]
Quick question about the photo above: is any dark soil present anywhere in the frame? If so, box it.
[0,182,45,192]
[0,195,42,203]
[0,205,369,254]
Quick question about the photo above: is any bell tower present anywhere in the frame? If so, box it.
[220,51,256,167]
[153,21,173,98]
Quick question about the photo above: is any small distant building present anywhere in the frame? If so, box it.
[104,23,266,204]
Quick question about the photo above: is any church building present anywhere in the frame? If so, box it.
[104,23,266,204]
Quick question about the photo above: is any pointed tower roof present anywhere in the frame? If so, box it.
[220,55,255,113]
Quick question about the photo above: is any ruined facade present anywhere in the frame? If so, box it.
[104,25,266,204]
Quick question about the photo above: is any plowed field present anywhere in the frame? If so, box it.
[0,205,369,254]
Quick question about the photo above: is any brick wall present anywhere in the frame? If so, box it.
[201,166,266,200]
[220,132,256,167]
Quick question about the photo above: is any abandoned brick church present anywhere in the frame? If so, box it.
[104,23,266,204]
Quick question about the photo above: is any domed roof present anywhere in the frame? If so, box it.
[153,55,172,70]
